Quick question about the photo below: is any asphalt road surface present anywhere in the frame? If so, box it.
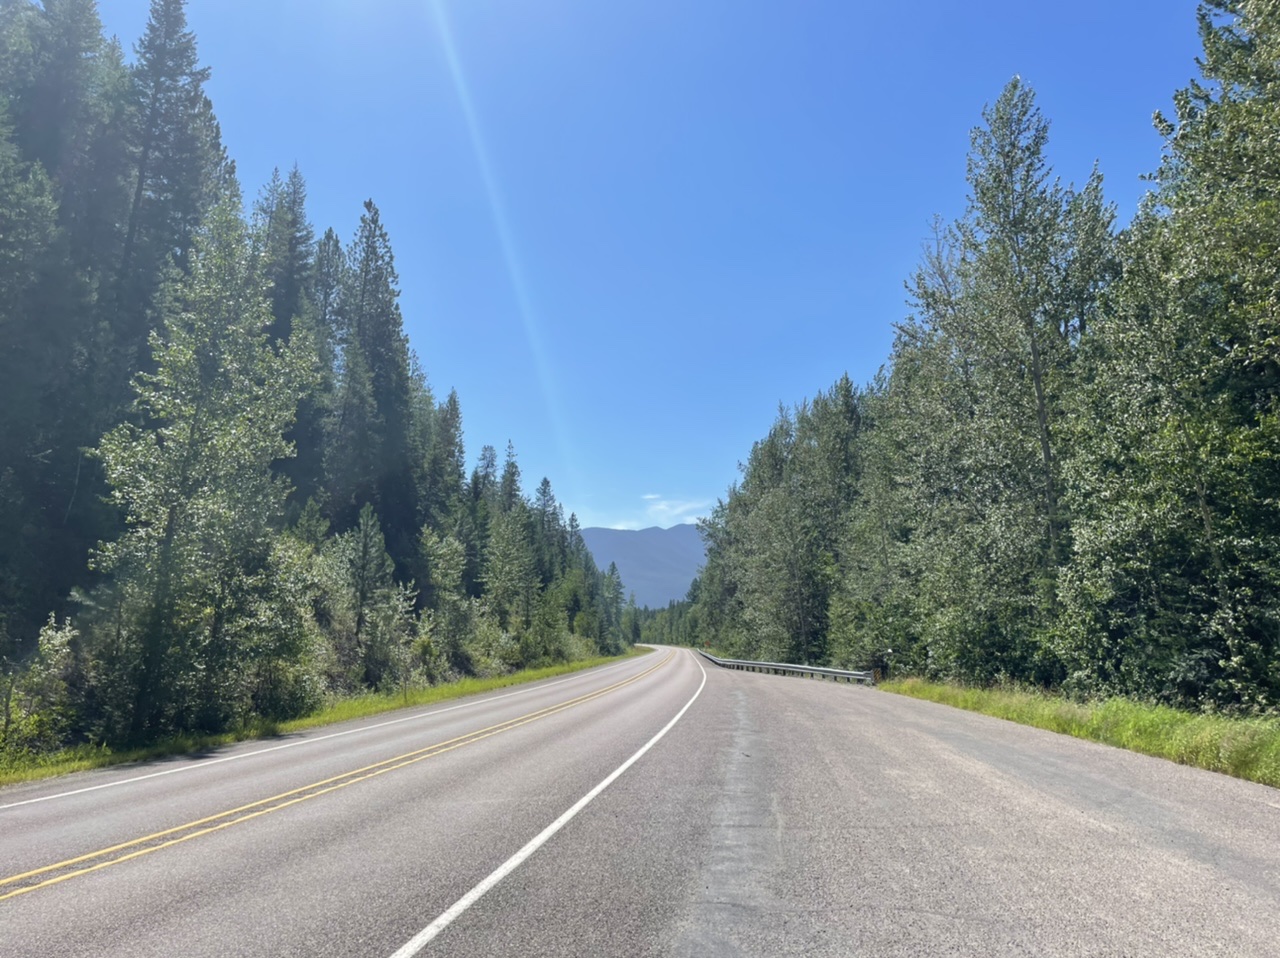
[3,646,1278,957]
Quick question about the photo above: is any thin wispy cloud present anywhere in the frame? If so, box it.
[640,495,710,528]
[578,495,711,530]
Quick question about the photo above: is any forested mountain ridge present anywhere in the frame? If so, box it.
[0,0,632,756]
[580,524,705,609]
[659,2,1280,713]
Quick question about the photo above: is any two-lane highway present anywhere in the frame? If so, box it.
[1,648,704,956]
[4,646,1279,956]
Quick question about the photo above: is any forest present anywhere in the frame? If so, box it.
[648,1,1280,715]
[0,0,635,759]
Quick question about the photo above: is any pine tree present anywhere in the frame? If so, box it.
[327,325,379,524]
[0,103,61,656]
[420,389,465,532]
[458,443,499,597]
[499,440,522,513]
[0,0,106,181]
[482,506,537,632]
[253,164,315,343]
[115,0,224,365]
[325,200,417,578]
[312,226,343,334]
[0,1,135,656]
[324,503,414,690]
[253,165,329,511]
[532,477,567,584]
[420,526,470,672]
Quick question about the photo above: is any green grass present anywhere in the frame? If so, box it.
[880,677,1280,789]
[0,647,651,789]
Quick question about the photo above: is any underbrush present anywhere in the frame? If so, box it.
[0,648,648,788]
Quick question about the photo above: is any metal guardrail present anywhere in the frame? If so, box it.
[696,648,876,685]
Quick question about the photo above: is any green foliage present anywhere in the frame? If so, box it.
[85,183,311,740]
[419,527,469,673]
[325,199,418,577]
[482,506,538,631]
[316,503,417,692]
[1057,1,1280,710]
[877,77,1116,683]
[0,649,647,787]
[0,1,631,762]
[692,5,1280,717]
[0,103,62,647]
[1,615,78,755]
[693,380,862,664]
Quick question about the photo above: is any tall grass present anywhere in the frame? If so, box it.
[881,677,1280,788]
[0,648,650,788]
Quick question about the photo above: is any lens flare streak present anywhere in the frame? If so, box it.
[429,1,579,489]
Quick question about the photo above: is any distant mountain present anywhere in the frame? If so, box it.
[581,524,705,609]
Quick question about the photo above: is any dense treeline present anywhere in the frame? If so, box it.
[0,0,629,756]
[677,2,1280,713]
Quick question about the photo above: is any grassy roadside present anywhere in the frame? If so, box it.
[0,647,651,789]
[880,677,1280,789]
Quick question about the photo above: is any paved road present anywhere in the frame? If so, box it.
[3,647,1278,957]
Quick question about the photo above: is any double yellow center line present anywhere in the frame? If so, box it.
[1,650,674,902]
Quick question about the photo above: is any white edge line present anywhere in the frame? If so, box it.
[388,649,707,958]
[0,655,648,812]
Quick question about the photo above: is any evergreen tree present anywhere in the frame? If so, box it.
[312,225,343,334]
[0,2,631,759]
[532,477,567,585]
[0,1,134,657]
[252,165,331,511]
[323,503,414,690]
[599,561,627,654]
[420,389,465,532]
[499,440,522,513]
[119,0,221,284]
[420,526,470,673]
[482,505,537,631]
[325,200,417,578]
[0,0,106,183]
[459,443,500,597]
[327,326,377,511]
[252,164,315,343]
[0,104,61,655]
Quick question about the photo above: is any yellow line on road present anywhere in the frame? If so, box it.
[0,650,675,902]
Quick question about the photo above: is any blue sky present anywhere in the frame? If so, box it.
[101,1,1203,529]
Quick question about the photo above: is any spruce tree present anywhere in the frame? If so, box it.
[116,0,223,365]
[326,200,417,577]
[0,104,60,655]
[253,166,329,511]
[420,389,465,533]
[0,1,134,655]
